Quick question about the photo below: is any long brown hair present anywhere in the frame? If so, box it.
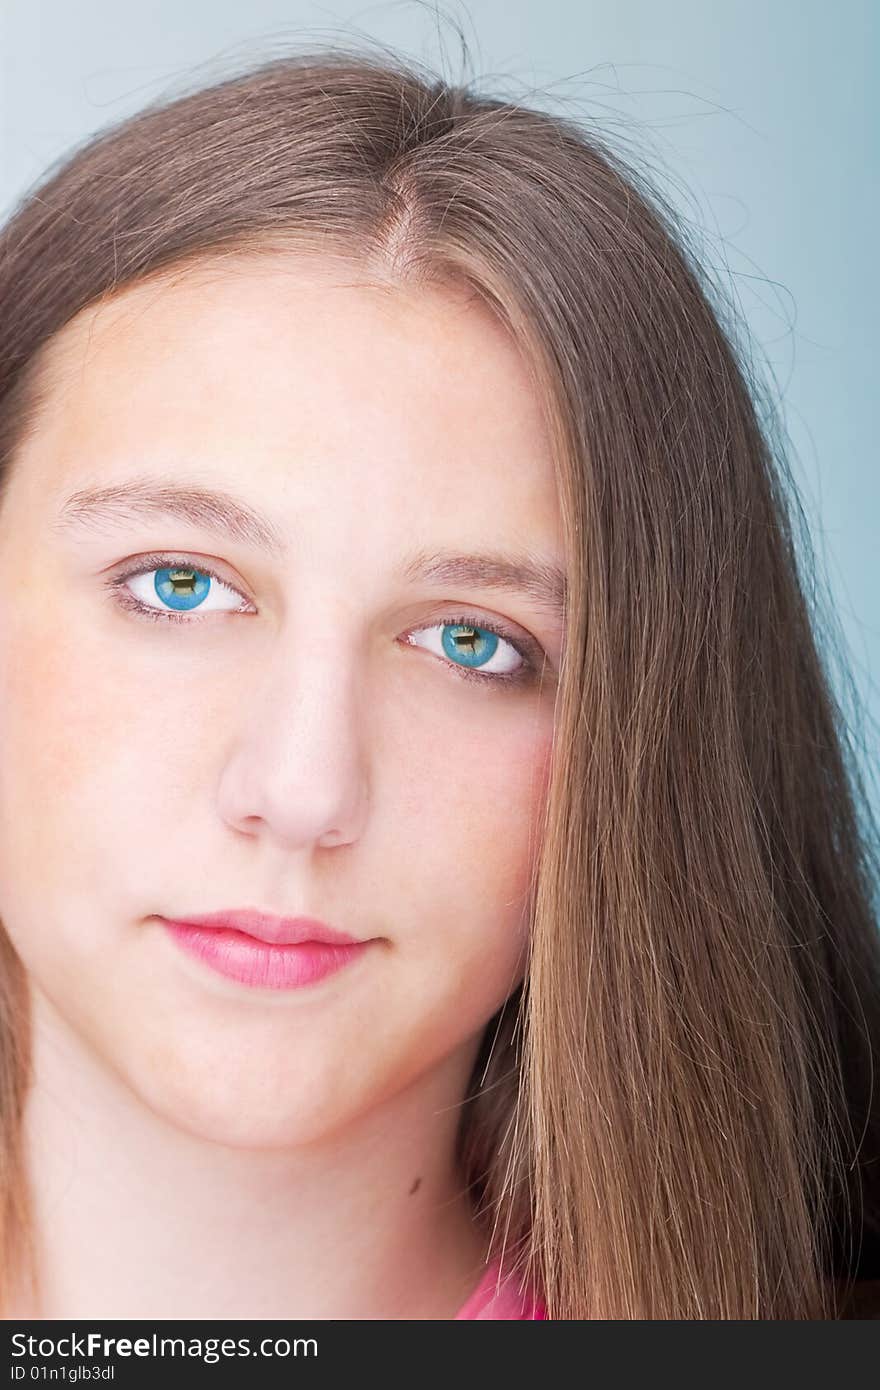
[1,40,878,1319]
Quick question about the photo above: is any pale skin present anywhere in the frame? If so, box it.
[0,252,564,1319]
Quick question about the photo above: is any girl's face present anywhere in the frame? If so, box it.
[0,255,565,1147]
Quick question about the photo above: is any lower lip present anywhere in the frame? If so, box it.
[160,920,372,990]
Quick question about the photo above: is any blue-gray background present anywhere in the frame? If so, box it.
[1,1,877,841]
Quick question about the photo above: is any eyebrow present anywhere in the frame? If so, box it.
[53,477,568,617]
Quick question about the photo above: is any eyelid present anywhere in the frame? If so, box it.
[108,550,254,602]
[107,550,246,584]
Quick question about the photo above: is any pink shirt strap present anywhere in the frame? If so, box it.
[455,1257,547,1319]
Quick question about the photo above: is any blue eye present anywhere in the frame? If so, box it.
[151,566,221,610]
[109,557,251,618]
[404,620,530,686]
[445,624,498,669]
[106,554,546,690]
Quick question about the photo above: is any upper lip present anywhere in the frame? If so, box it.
[159,909,362,947]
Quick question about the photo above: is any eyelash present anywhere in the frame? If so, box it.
[103,552,547,690]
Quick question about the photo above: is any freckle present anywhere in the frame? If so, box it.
[408,1176,422,1196]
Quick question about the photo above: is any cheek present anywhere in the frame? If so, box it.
[0,614,159,902]
[344,703,556,1107]
[396,700,555,962]
[460,713,553,898]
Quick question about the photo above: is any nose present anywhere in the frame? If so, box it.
[214,620,370,851]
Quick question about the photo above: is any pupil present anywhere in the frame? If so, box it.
[169,568,198,595]
[454,626,479,655]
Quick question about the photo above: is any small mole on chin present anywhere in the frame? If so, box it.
[408,1176,422,1196]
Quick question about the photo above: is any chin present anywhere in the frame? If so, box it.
[143,1085,344,1150]
[122,1053,360,1150]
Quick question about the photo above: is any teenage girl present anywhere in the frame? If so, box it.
[0,44,877,1319]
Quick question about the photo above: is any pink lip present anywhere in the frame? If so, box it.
[161,908,361,946]
[156,910,373,991]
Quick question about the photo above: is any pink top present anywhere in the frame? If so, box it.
[454,1257,547,1319]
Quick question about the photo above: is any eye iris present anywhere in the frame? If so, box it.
[441,623,499,668]
[154,567,211,611]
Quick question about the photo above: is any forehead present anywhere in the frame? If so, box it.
[34,251,546,430]
[16,253,560,545]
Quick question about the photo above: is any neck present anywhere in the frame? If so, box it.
[9,987,490,1319]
